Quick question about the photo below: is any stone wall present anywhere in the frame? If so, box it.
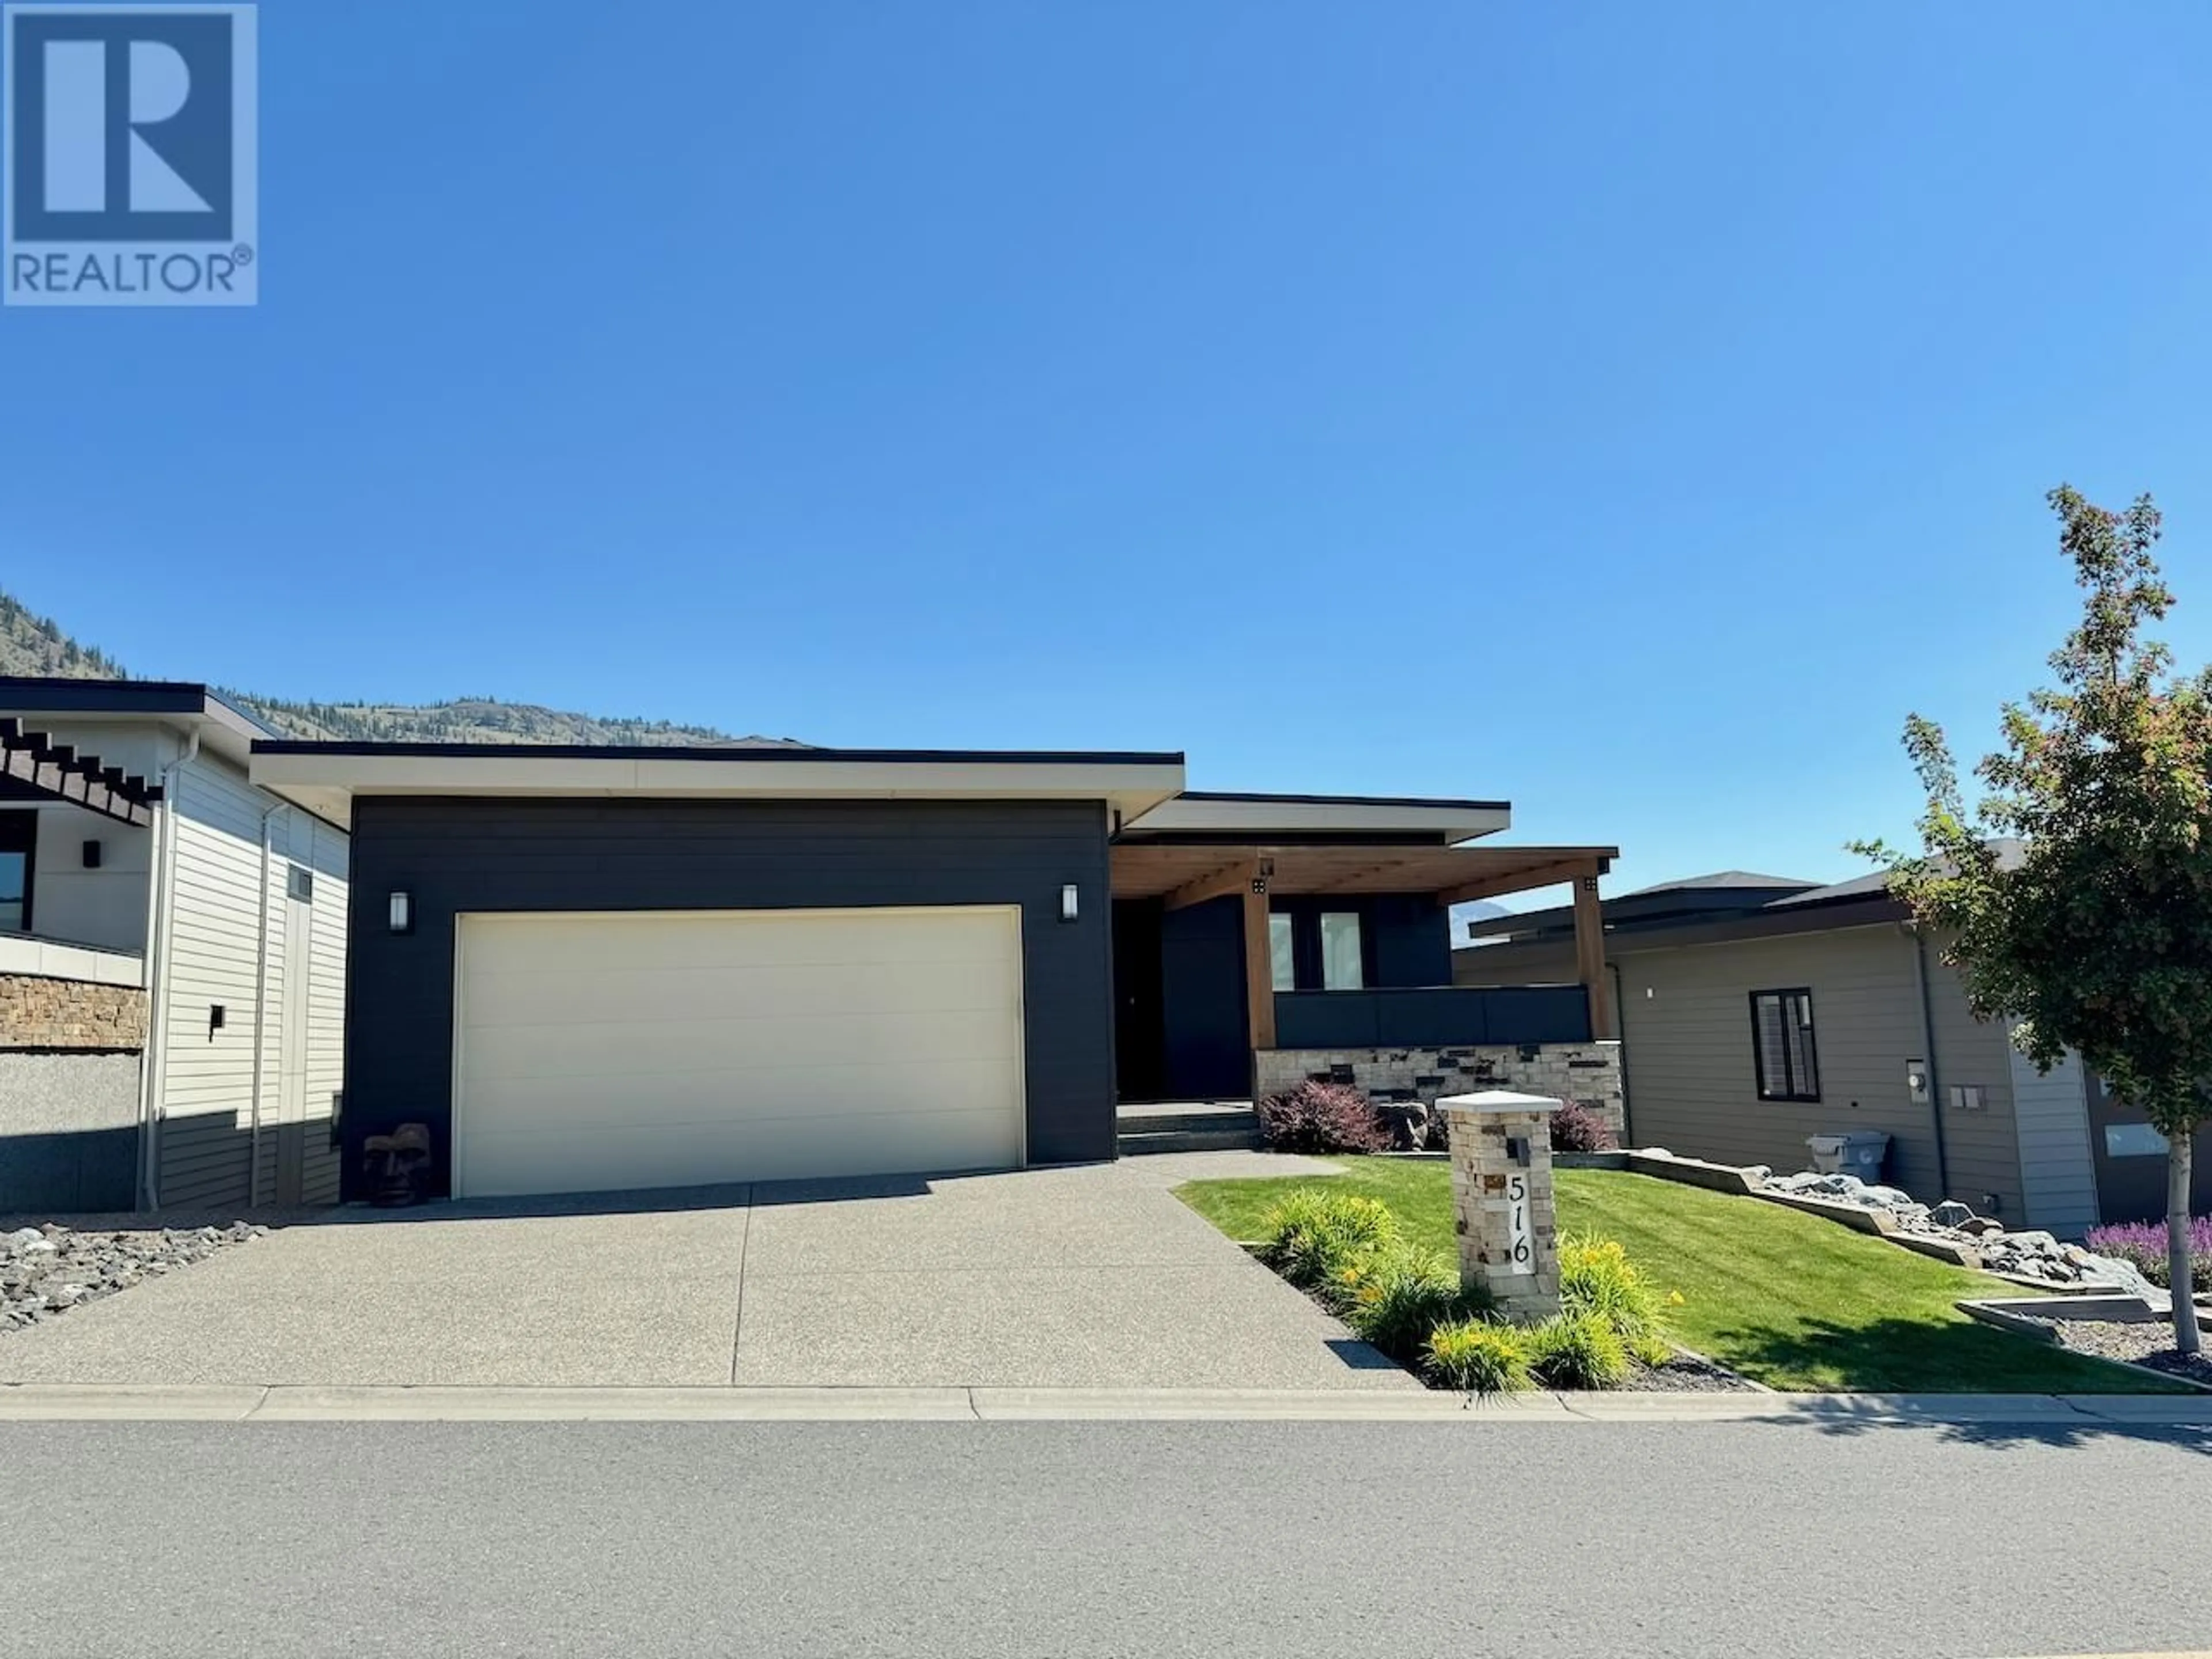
[1442,1094,1560,1323]
[1256,1040,1624,1138]
[0,975,149,1052]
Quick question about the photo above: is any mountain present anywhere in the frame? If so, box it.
[0,588,806,748]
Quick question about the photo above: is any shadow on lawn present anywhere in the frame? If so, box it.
[1705,1309,2159,1393]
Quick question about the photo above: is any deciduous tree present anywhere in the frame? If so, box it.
[1857,486,2210,1354]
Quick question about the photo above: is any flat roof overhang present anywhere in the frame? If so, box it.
[0,677,271,771]
[1111,840,1618,907]
[1119,791,1511,846]
[248,742,1188,830]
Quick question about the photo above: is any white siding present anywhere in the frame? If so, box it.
[23,801,152,952]
[0,718,162,955]
[153,747,349,1210]
[155,748,268,1207]
[2006,1029,2099,1238]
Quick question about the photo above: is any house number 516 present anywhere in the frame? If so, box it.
[1506,1174,1533,1267]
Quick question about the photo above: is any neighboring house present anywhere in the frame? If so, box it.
[1455,867,2212,1233]
[245,743,1625,1202]
[0,679,349,1213]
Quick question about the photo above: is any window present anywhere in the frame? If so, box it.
[1319,912,1365,991]
[1749,988,1819,1102]
[0,813,33,935]
[2105,1122,2169,1158]
[1268,913,1296,993]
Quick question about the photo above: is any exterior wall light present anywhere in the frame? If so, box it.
[388,891,414,935]
[1060,884,1080,923]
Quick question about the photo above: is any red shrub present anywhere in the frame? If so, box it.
[1550,1100,1618,1153]
[1257,1081,1389,1155]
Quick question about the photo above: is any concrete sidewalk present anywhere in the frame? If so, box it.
[0,1153,1408,1392]
[2,1382,2210,1424]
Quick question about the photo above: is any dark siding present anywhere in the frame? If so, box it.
[1370,894,1451,987]
[343,797,1116,1198]
[1274,985,1592,1048]
[1270,893,1450,990]
[2086,1071,2212,1223]
[1159,895,1250,1099]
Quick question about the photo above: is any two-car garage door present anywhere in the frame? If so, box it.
[453,907,1026,1199]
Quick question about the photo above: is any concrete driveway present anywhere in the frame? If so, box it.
[0,1154,1416,1391]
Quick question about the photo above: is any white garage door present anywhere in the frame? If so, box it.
[453,907,1026,1198]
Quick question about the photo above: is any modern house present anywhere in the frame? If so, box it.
[244,742,1624,1203]
[1456,868,2211,1232]
[0,679,349,1213]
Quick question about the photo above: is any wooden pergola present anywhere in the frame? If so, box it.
[0,717,161,827]
[1111,840,1620,1048]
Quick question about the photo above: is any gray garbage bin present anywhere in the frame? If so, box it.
[1806,1131,1890,1181]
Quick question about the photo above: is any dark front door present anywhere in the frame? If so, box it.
[1158,894,1252,1100]
[1112,900,1166,1103]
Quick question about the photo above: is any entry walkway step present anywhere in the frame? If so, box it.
[1116,1102,1260,1156]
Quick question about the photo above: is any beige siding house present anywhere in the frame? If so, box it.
[1457,870,2201,1236]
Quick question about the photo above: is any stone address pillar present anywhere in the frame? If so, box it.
[1440,1090,1561,1323]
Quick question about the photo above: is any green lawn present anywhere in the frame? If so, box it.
[1176,1158,2190,1394]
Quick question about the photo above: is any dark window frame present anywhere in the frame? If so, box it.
[1268,899,1378,993]
[0,810,36,936]
[1749,987,1821,1103]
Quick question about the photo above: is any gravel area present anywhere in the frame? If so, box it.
[2029,1315,2212,1389]
[1630,1349,1763,1393]
[2,1222,266,1334]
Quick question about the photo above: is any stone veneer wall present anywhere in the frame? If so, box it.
[1255,1041,1625,1138]
[0,976,150,1213]
[0,975,150,1052]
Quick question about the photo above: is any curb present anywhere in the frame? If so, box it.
[2,1384,2210,1425]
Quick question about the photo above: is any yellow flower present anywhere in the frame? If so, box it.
[1668,1290,1686,1306]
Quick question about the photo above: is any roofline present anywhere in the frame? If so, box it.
[0,676,271,732]
[0,675,279,776]
[1585,891,1907,954]
[1175,789,1513,813]
[250,740,1184,765]
[247,745,1190,831]
[1456,895,1912,965]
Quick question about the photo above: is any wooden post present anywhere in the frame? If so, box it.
[1573,873,1616,1039]
[1243,870,1276,1080]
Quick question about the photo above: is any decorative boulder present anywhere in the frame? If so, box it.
[1930,1200,1977,1229]
[1374,1100,1431,1153]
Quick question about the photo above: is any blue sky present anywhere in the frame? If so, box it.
[8,1,2211,900]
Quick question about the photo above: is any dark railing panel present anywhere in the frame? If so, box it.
[1273,984,1592,1049]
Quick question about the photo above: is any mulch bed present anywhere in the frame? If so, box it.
[2028,1315,2212,1390]
[1630,1349,1763,1393]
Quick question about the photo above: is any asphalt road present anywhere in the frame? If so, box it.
[3,1418,2207,1659]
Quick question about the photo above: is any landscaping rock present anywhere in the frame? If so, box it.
[1375,1100,1431,1153]
[1764,1168,2152,1294]
[0,1220,264,1335]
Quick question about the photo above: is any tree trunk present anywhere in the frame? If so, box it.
[2170,1135,2200,1358]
